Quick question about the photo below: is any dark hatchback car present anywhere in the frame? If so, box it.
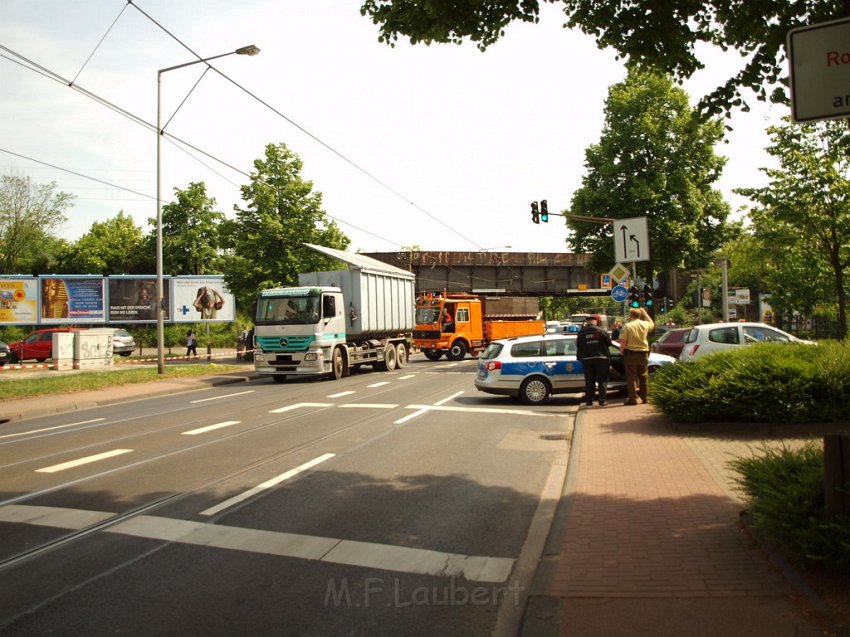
[650,327,690,358]
[0,340,10,367]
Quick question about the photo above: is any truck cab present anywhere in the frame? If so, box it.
[414,293,484,361]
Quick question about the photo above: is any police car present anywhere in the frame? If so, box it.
[474,333,676,405]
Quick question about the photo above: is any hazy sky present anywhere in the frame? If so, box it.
[1,0,787,256]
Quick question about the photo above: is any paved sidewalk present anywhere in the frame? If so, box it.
[523,403,829,637]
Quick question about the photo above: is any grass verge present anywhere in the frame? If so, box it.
[0,364,246,400]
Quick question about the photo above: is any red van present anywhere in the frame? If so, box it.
[8,328,87,363]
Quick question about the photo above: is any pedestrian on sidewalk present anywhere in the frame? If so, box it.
[186,330,197,358]
[576,315,612,406]
[618,306,654,405]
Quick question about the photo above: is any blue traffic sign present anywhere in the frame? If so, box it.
[611,285,629,302]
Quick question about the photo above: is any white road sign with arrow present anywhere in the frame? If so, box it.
[613,216,649,263]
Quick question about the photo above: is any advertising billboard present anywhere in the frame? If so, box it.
[171,276,235,323]
[39,276,105,324]
[107,276,171,323]
[0,277,39,325]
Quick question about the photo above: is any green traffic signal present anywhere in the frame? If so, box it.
[643,284,654,307]
[540,199,549,222]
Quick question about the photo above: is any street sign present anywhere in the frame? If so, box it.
[612,217,649,263]
[788,17,850,123]
[608,263,630,283]
[611,285,629,302]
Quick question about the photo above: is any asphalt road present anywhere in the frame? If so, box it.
[0,356,577,636]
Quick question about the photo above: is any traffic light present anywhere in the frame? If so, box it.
[531,201,540,224]
[628,286,640,308]
[643,285,654,308]
[540,199,549,223]
[658,298,667,314]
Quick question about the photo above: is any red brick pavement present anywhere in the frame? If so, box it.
[546,403,824,636]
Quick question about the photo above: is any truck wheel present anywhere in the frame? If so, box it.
[384,344,397,371]
[395,343,407,368]
[423,349,443,361]
[447,341,467,361]
[331,347,345,380]
[519,377,551,405]
[272,374,287,384]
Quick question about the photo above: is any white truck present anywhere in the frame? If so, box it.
[252,244,415,383]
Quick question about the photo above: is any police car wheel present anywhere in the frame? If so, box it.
[520,377,551,405]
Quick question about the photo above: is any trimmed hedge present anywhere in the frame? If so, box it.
[650,340,850,423]
[729,443,850,572]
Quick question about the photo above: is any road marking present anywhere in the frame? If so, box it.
[327,391,355,398]
[190,390,254,404]
[339,403,398,409]
[397,374,416,380]
[0,504,515,583]
[269,402,332,414]
[36,449,133,474]
[367,382,390,388]
[0,418,106,440]
[407,404,553,417]
[435,390,464,406]
[182,421,241,436]
[200,453,335,516]
[394,408,429,425]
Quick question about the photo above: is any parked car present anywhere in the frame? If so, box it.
[0,340,10,367]
[112,329,136,356]
[475,333,676,405]
[650,327,690,358]
[679,322,813,363]
[8,327,87,363]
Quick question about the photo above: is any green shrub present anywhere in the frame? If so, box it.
[728,443,850,572]
[651,340,850,424]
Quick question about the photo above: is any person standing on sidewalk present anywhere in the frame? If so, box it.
[618,306,655,405]
[576,315,613,406]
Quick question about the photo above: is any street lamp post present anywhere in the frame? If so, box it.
[156,45,260,374]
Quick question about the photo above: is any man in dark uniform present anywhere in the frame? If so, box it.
[576,315,613,406]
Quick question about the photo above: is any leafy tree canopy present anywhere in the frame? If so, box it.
[566,68,734,276]
[359,0,847,116]
[0,174,73,274]
[223,142,350,307]
[736,118,850,338]
[61,211,146,275]
[156,182,225,276]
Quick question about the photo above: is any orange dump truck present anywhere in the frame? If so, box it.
[413,292,544,360]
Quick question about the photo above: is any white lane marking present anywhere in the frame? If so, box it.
[367,382,390,388]
[269,402,332,414]
[435,391,464,406]
[200,453,335,516]
[339,404,398,409]
[394,408,429,425]
[434,363,459,369]
[182,421,242,436]
[36,449,133,474]
[327,391,355,398]
[0,418,106,440]
[0,504,514,583]
[190,390,255,404]
[397,374,416,380]
[407,404,553,417]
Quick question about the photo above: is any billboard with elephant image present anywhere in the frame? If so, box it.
[171,276,235,323]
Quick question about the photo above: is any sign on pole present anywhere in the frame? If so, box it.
[612,217,649,263]
[788,17,850,123]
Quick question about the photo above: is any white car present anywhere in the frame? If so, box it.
[679,322,812,362]
[112,329,136,356]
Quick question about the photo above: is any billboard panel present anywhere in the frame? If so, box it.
[107,276,171,323]
[172,276,235,323]
[0,277,39,325]
[39,276,105,324]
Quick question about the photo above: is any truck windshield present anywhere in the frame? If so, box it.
[416,306,440,324]
[255,295,321,325]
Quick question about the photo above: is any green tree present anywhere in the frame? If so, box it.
[360,0,844,115]
[0,174,74,273]
[61,212,146,275]
[736,118,850,339]
[158,182,225,276]
[565,69,733,281]
[223,143,350,307]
